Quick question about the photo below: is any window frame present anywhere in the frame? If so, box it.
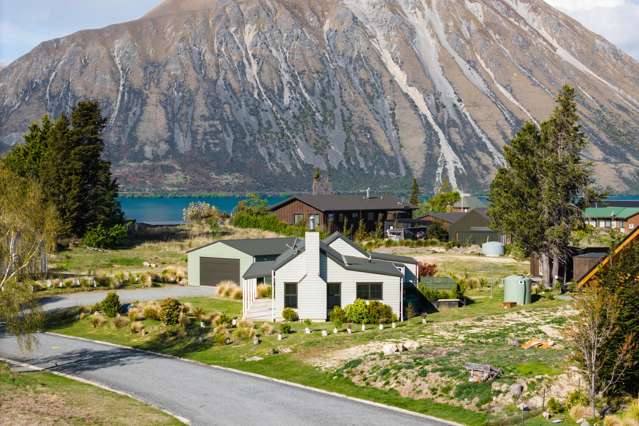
[284,282,298,309]
[293,213,305,225]
[356,282,383,300]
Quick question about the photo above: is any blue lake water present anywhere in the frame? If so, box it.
[120,195,288,225]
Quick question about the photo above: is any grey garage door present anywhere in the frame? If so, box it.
[200,257,240,286]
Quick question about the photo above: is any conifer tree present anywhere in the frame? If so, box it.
[489,86,599,287]
[409,178,421,206]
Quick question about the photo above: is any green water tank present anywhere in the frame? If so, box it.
[503,275,532,305]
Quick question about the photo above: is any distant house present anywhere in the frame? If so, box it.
[270,194,415,234]
[447,208,506,245]
[187,232,418,321]
[418,212,466,231]
[453,195,487,213]
[578,227,639,287]
[383,218,431,241]
[583,207,639,233]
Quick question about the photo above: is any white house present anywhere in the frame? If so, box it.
[240,232,419,321]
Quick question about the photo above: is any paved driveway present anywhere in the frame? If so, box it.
[38,286,217,312]
[0,333,450,426]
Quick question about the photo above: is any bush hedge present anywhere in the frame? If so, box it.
[282,307,299,322]
[84,223,129,249]
[344,299,395,324]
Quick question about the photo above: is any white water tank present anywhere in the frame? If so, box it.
[482,241,504,257]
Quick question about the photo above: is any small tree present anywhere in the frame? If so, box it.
[417,180,460,215]
[409,178,421,206]
[567,282,636,418]
[354,218,367,242]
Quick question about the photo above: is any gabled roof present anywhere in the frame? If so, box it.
[270,194,415,212]
[578,227,639,287]
[370,252,418,265]
[243,261,277,279]
[419,212,466,224]
[583,207,639,220]
[323,232,369,256]
[270,239,403,277]
[187,237,296,256]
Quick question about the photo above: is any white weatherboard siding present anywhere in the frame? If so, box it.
[274,252,306,316]
[187,242,254,286]
[298,233,328,320]
[328,238,366,258]
[325,257,402,316]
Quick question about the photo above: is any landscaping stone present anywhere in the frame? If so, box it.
[391,322,396,329]
[509,383,524,398]
[383,344,397,355]
[277,333,283,341]
[321,330,328,337]
[246,356,263,362]
[304,327,311,334]
[280,347,293,353]
[333,328,338,334]
[346,328,352,334]
[491,382,502,391]
[402,340,419,351]
[379,324,384,330]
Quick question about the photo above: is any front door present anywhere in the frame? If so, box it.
[327,282,341,316]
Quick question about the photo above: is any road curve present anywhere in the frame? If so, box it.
[37,286,217,312]
[0,333,450,426]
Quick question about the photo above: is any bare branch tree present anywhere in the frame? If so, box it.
[567,282,636,418]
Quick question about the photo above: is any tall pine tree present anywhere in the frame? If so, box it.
[409,178,421,206]
[2,100,123,238]
[489,86,599,287]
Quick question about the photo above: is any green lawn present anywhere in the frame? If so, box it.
[49,293,574,425]
[0,362,181,425]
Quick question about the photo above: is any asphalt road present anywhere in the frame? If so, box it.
[37,286,217,312]
[0,332,449,426]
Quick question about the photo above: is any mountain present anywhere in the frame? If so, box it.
[1,0,639,193]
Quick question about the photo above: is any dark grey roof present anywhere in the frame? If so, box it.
[271,239,403,277]
[322,232,368,256]
[243,261,277,279]
[419,212,466,223]
[187,237,296,256]
[270,194,415,212]
[370,252,418,265]
[574,252,608,259]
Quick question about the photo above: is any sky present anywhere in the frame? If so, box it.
[1,0,639,66]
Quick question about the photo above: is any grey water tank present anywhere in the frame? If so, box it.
[482,241,504,257]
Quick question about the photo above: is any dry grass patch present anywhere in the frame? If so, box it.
[217,281,242,299]
[0,363,179,425]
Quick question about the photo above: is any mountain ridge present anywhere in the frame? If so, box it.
[1,0,638,193]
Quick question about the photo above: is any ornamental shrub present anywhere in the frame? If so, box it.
[566,390,588,409]
[282,307,299,322]
[329,306,346,323]
[99,292,121,318]
[160,298,182,326]
[345,299,370,324]
[344,299,395,324]
[367,301,394,324]
[279,323,292,334]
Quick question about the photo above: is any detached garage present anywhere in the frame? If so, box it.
[187,238,296,286]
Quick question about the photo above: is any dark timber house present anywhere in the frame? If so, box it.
[271,194,416,234]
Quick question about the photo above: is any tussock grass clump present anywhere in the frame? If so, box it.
[192,307,206,320]
[90,313,106,328]
[569,405,591,421]
[139,272,153,288]
[234,325,256,341]
[142,302,161,321]
[260,323,274,336]
[130,321,145,335]
[238,319,253,329]
[127,306,145,321]
[182,303,194,315]
[113,314,130,329]
[256,284,272,298]
[210,325,231,345]
[161,267,178,283]
[178,312,190,329]
[627,400,639,421]
[217,281,242,299]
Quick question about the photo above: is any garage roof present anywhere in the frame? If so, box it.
[187,237,297,256]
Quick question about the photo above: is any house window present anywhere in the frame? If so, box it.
[284,282,298,308]
[328,213,336,222]
[294,214,305,225]
[367,212,375,221]
[356,282,383,300]
[308,214,319,230]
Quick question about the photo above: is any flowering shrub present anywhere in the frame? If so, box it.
[183,202,220,224]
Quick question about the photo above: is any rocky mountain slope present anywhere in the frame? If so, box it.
[1,0,638,193]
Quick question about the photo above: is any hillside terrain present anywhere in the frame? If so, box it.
[1,0,638,193]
